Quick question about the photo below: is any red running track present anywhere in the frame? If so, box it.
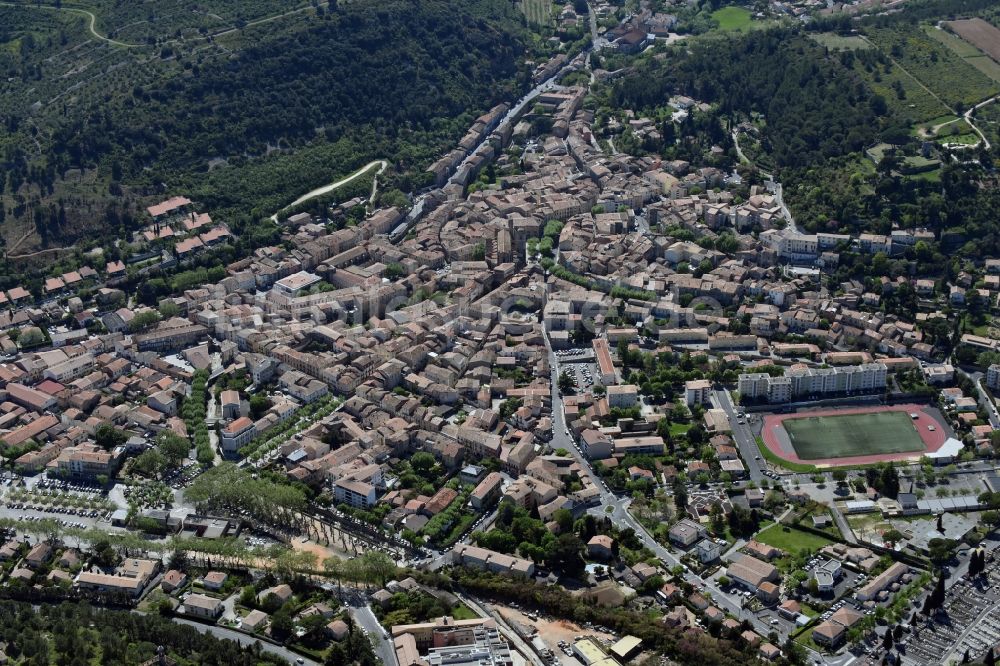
[760,403,948,467]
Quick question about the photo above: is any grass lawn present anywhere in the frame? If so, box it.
[782,411,925,461]
[800,602,822,618]
[935,131,980,145]
[519,0,551,26]
[907,168,941,183]
[919,114,963,130]
[755,436,816,473]
[810,32,871,50]
[712,6,752,32]
[794,627,824,653]
[452,603,479,620]
[669,422,692,437]
[925,24,983,58]
[755,524,835,554]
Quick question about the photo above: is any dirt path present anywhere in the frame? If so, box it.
[6,244,75,260]
[1,0,336,51]
[269,159,388,222]
[0,2,139,47]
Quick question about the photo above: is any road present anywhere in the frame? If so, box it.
[173,617,315,665]
[712,389,765,482]
[269,160,388,222]
[829,505,858,545]
[348,600,398,666]
[538,319,773,638]
[0,2,139,47]
[965,369,1000,428]
[454,591,547,666]
[964,94,998,151]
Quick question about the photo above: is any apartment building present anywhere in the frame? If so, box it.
[738,363,886,403]
[452,544,535,577]
[334,478,378,508]
[220,416,256,453]
[55,444,122,480]
[684,379,713,407]
[606,384,638,408]
[988,364,1000,392]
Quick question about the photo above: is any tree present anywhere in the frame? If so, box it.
[95,424,127,450]
[127,310,161,333]
[133,449,166,478]
[927,538,956,567]
[360,551,397,588]
[156,431,191,466]
[270,605,294,638]
[545,533,585,576]
[249,394,272,419]
[410,452,436,476]
[709,503,726,535]
[880,463,900,499]
[558,370,577,394]
[926,573,946,612]
[882,628,894,651]
[673,478,688,513]
[882,529,904,548]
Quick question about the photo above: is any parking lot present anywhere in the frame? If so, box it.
[163,461,208,490]
[1,477,115,530]
[557,359,599,390]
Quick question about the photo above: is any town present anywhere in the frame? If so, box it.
[2,0,1000,665]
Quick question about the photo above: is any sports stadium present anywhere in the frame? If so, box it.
[759,404,952,467]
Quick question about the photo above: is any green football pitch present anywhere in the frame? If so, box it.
[782,411,926,460]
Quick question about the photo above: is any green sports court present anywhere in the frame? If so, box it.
[781,410,926,460]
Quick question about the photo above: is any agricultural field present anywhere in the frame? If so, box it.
[848,56,949,124]
[519,0,552,26]
[712,6,752,32]
[925,24,1000,86]
[810,32,871,51]
[944,18,1000,63]
[865,25,999,111]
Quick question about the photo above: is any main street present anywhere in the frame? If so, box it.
[712,389,766,482]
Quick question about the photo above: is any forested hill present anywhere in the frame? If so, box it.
[0,0,531,244]
[75,0,526,178]
[609,29,889,170]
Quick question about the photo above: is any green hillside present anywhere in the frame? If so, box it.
[0,0,533,248]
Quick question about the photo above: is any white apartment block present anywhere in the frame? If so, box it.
[988,364,1000,392]
[738,363,887,403]
[606,384,638,408]
[684,379,713,407]
[761,230,850,261]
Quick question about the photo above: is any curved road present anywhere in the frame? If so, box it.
[0,2,139,47]
[270,160,387,222]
